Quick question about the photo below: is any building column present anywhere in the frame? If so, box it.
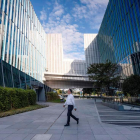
[38,87,46,102]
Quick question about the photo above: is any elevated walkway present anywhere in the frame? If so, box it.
[43,73,94,89]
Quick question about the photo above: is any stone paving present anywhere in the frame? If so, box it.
[0,99,140,140]
[96,101,140,126]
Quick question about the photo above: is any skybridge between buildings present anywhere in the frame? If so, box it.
[44,73,94,89]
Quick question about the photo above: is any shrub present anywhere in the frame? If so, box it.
[135,99,140,104]
[102,93,106,97]
[0,87,11,111]
[0,87,37,111]
[9,88,20,109]
[122,75,140,97]
[10,88,29,109]
[116,91,123,97]
[127,93,131,97]
[46,92,59,101]
[26,90,36,105]
[16,89,29,108]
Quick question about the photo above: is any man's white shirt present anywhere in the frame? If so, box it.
[64,94,76,109]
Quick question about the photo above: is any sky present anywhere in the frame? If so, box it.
[30,0,109,60]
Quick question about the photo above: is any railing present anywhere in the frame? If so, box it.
[102,96,140,105]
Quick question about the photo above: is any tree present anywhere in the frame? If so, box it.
[87,60,120,95]
[57,89,62,95]
[82,88,93,97]
[122,75,140,97]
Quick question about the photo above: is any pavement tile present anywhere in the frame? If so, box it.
[64,126,78,130]
[92,129,108,135]
[1,99,140,140]
[0,125,11,129]
[30,129,47,134]
[63,129,77,135]
[77,126,91,130]
[50,134,62,140]
[109,135,128,140]
[0,134,10,140]
[125,134,140,140]
[31,134,52,140]
[94,135,112,140]
[37,125,50,130]
[4,134,29,140]
[46,129,63,134]
[119,130,135,135]
[60,134,77,140]
[24,124,40,129]
[23,134,36,140]
[50,126,64,130]
[0,129,18,134]
[106,129,122,135]
[78,129,93,135]
[14,129,34,134]
[78,134,95,140]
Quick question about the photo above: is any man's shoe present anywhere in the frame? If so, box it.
[77,118,79,124]
[64,124,70,126]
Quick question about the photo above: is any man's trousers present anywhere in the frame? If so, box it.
[67,105,77,124]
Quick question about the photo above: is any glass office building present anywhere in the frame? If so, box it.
[96,0,140,79]
[0,0,52,101]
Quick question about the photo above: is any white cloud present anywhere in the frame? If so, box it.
[41,1,84,59]
[40,9,47,21]
[73,0,109,29]
[51,1,64,17]
[64,52,85,60]
[81,0,108,7]
[43,17,83,54]
[40,0,109,59]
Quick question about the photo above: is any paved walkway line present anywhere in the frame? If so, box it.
[94,100,102,124]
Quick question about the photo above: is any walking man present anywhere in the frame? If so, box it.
[63,89,79,126]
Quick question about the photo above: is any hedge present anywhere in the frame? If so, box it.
[0,87,11,111]
[26,90,36,105]
[46,92,59,101]
[0,87,36,111]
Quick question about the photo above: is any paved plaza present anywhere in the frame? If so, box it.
[0,99,140,140]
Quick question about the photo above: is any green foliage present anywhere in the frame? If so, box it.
[77,92,80,95]
[10,88,20,109]
[0,87,11,111]
[49,99,66,103]
[92,90,98,95]
[122,75,140,97]
[82,88,93,97]
[102,93,106,96]
[26,90,36,105]
[26,85,31,90]
[57,89,62,95]
[0,87,36,111]
[87,60,120,95]
[0,104,47,118]
[46,92,59,101]
[116,91,123,96]
[127,93,131,97]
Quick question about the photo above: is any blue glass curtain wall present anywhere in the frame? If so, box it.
[0,59,4,86]
[0,0,46,84]
[0,59,50,90]
[12,66,20,88]
[3,60,13,87]
[95,0,140,78]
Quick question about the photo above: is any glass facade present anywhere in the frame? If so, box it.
[96,0,140,79]
[0,0,46,83]
[0,0,52,100]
